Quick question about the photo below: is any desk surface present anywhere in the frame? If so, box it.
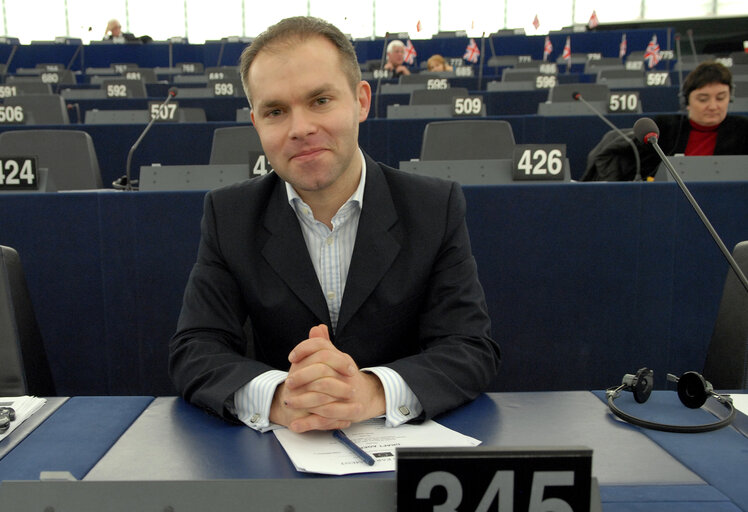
[1,392,746,511]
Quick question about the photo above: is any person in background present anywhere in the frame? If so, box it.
[169,16,500,434]
[583,61,748,181]
[426,54,453,72]
[104,19,152,43]
[383,40,411,76]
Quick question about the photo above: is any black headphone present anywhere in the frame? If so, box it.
[606,367,735,433]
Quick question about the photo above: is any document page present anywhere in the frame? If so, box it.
[0,396,46,442]
[274,418,480,475]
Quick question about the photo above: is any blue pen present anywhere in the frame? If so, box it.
[333,429,375,466]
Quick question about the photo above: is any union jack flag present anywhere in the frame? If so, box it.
[463,38,480,63]
[562,36,571,62]
[543,36,553,61]
[404,39,417,65]
[588,10,599,29]
[619,34,627,58]
[644,35,661,69]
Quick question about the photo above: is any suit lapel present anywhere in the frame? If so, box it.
[260,179,331,324]
[336,158,400,333]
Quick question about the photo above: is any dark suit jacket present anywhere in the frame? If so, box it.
[169,153,500,422]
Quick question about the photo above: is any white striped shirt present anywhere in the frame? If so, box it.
[235,150,422,431]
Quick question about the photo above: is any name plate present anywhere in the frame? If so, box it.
[397,446,593,511]
[105,80,131,98]
[149,101,179,121]
[535,75,557,88]
[646,72,669,86]
[0,105,25,124]
[608,92,640,113]
[0,157,38,190]
[512,144,566,180]
[210,79,240,97]
[249,151,273,177]
[427,78,450,90]
[452,96,484,117]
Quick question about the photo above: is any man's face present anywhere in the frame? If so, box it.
[111,23,122,37]
[388,46,405,66]
[249,37,371,201]
[687,82,730,127]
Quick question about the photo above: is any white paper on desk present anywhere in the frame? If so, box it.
[0,396,46,442]
[731,393,748,416]
[274,418,481,475]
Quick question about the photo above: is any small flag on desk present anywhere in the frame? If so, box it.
[532,14,540,30]
[543,36,553,61]
[619,34,627,58]
[464,38,480,63]
[404,39,417,65]
[588,10,599,29]
[562,36,571,62]
[644,35,661,68]
[416,20,422,32]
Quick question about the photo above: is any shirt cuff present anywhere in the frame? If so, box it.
[234,369,287,432]
[362,366,423,427]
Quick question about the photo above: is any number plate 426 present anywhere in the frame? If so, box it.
[512,145,567,181]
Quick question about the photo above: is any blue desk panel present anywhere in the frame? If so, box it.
[1,183,748,397]
[0,396,153,481]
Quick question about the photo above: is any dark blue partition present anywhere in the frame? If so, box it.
[1,182,747,396]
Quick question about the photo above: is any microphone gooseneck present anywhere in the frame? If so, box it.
[124,87,178,191]
[574,92,642,181]
[634,117,748,294]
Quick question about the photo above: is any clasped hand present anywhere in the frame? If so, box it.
[270,324,385,433]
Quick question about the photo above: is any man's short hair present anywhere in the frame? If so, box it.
[682,61,733,105]
[239,16,361,106]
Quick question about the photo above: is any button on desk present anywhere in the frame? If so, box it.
[2,392,745,510]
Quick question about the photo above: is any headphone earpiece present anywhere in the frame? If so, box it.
[607,367,735,433]
[621,367,653,403]
[674,371,712,409]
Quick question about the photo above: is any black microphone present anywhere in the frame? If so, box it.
[634,117,748,294]
[66,102,81,124]
[122,87,177,191]
[573,91,642,181]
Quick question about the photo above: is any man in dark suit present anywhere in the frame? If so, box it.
[169,16,500,434]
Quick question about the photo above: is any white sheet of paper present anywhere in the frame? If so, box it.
[274,418,481,475]
[731,393,748,416]
[0,396,46,442]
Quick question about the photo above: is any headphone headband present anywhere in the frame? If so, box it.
[607,367,735,433]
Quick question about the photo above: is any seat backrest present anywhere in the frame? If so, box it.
[0,245,55,396]
[4,94,70,124]
[703,241,748,389]
[420,120,516,161]
[410,87,469,105]
[0,130,103,190]
[209,125,264,164]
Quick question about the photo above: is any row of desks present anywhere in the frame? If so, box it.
[0,392,746,510]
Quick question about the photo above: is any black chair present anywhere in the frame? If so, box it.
[209,125,264,165]
[0,130,103,190]
[420,120,515,161]
[703,241,748,389]
[0,246,55,396]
